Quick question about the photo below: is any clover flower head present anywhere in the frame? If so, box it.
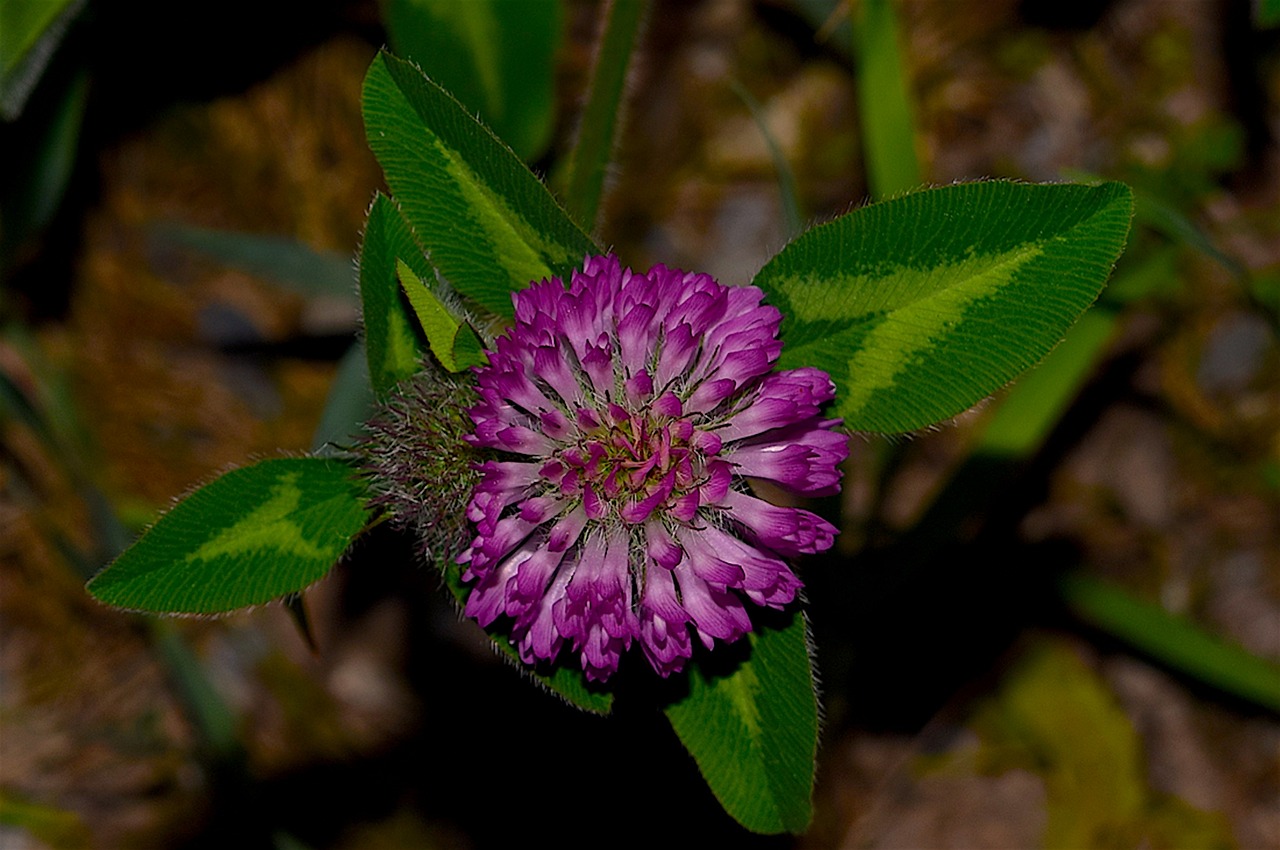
[460,254,848,681]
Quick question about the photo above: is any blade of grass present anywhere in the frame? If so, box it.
[0,0,84,119]
[851,0,921,198]
[379,0,562,162]
[1,330,244,759]
[149,618,244,760]
[561,0,649,233]
[1059,573,1280,713]
[149,223,357,302]
[729,79,805,239]
[2,66,88,267]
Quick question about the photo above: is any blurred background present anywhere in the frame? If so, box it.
[1,0,1277,848]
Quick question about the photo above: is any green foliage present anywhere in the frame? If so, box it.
[311,341,377,453]
[1259,0,1280,27]
[0,0,83,119]
[730,80,805,239]
[150,223,356,301]
[974,640,1236,849]
[1,66,87,272]
[395,260,486,372]
[1251,270,1280,322]
[87,458,371,614]
[977,309,1117,458]
[754,180,1134,433]
[0,1,70,77]
[148,618,242,759]
[1060,574,1280,713]
[0,790,90,850]
[561,0,648,232]
[664,612,818,835]
[851,0,922,197]
[359,194,427,398]
[362,51,597,318]
[79,24,1163,838]
[976,642,1145,847]
[379,0,561,162]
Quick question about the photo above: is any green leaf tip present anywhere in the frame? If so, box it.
[87,457,372,615]
[665,610,818,834]
[362,50,597,317]
[754,180,1134,434]
[380,0,561,162]
[360,193,426,399]
[396,259,487,373]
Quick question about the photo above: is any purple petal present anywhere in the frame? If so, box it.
[726,421,849,495]
[714,368,835,442]
[722,489,837,556]
[638,565,693,676]
[695,525,802,607]
[673,564,752,648]
[677,526,747,586]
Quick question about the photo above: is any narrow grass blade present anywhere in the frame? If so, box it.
[1060,573,1280,713]
[150,223,356,301]
[311,340,376,453]
[852,0,921,198]
[729,79,805,239]
[380,0,562,161]
[561,0,649,233]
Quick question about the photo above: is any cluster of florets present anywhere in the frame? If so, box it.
[458,255,846,681]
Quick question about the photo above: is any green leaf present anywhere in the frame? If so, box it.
[396,259,486,372]
[975,639,1237,849]
[87,458,372,614]
[561,0,648,232]
[1257,0,1280,27]
[440,560,614,715]
[150,223,357,301]
[362,51,598,317]
[1,67,87,269]
[977,307,1116,458]
[0,0,83,119]
[852,0,922,197]
[380,0,561,162]
[147,619,241,758]
[664,611,817,835]
[311,340,377,453]
[755,180,1134,434]
[360,193,426,398]
[0,790,89,850]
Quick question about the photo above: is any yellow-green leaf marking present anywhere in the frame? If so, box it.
[362,51,597,317]
[88,458,371,614]
[396,259,486,373]
[664,611,818,835]
[360,194,424,398]
[753,180,1134,433]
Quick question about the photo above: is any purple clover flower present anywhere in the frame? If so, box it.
[460,255,848,681]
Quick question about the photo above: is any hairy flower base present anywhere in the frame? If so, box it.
[358,368,481,564]
[460,255,847,681]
